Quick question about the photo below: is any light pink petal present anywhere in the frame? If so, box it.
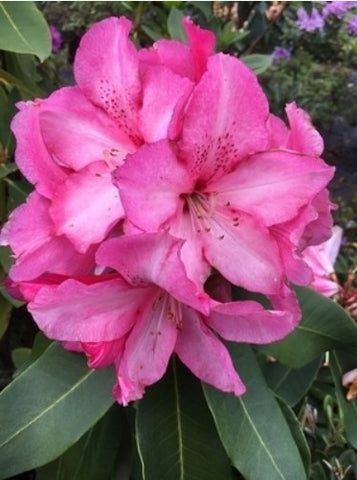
[208,300,297,344]
[302,225,342,297]
[9,236,96,282]
[175,306,245,395]
[201,209,283,294]
[286,102,324,156]
[11,100,67,198]
[40,86,136,171]
[115,140,194,231]
[139,40,194,80]
[324,225,343,264]
[50,169,123,253]
[115,293,178,405]
[97,232,210,314]
[342,368,357,387]
[139,65,193,143]
[74,17,141,143]
[182,17,215,81]
[208,150,335,226]
[28,277,153,342]
[180,54,269,184]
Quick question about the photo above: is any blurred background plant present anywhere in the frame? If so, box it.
[0,2,356,479]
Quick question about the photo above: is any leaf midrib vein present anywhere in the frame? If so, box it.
[238,397,287,480]
[0,3,32,48]
[0,369,94,449]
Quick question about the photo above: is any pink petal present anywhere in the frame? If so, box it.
[115,292,178,404]
[208,150,335,226]
[11,100,67,198]
[208,300,297,344]
[28,277,153,342]
[40,86,136,171]
[342,368,357,387]
[201,209,283,294]
[97,232,210,315]
[139,65,193,142]
[0,192,95,282]
[50,168,124,253]
[182,16,215,81]
[115,140,194,231]
[82,338,125,368]
[300,190,336,248]
[179,54,269,184]
[9,236,96,282]
[139,40,194,81]
[271,227,313,286]
[168,209,211,287]
[113,371,145,406]
[74,17,141,143]
[266,113,289,148]
[286,102,324,156]
[268,285,301,328]
[175,306,245,395]
[0,191,52,258]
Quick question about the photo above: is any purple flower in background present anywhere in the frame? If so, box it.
[322,1,357,19]
[347,15,357,35]
[296,7,325,32]
[49,25,62,53]
[272,47,291,62]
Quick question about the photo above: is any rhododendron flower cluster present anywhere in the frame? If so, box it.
[0,17,335,405]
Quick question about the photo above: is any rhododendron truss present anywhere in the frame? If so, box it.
[0,16,335,406]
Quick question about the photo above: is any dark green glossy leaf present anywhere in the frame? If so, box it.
[241,54,273,74]
[276,397,310,475]
[330,351,357,448]
[0,163,17,179]
[262,357,322,406]
[261,288,357,368]
[203,344,306,480]
[0,2,51,61]
[136,358,231,480]
[0,342,115,479]
[36,404,124,480]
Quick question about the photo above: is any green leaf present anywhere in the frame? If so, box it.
[0,2,51,61]
[0,163,17,179]
[0,293,11,338]
[36,404,125,480]
[276,397,311,476]
[0,342,115,479]
[330,351,357,448]
[136,357,231,480]
[203,344,306,480]
[167,7,186,41]
[262,357,322,406]
[261,288,357,368]
[241,54,273,74]
[189,1,213,19]
[11,347,31,370]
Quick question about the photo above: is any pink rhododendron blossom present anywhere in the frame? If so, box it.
[0,16,336,405]
[302,226,343,297]
[27,233,299,405]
